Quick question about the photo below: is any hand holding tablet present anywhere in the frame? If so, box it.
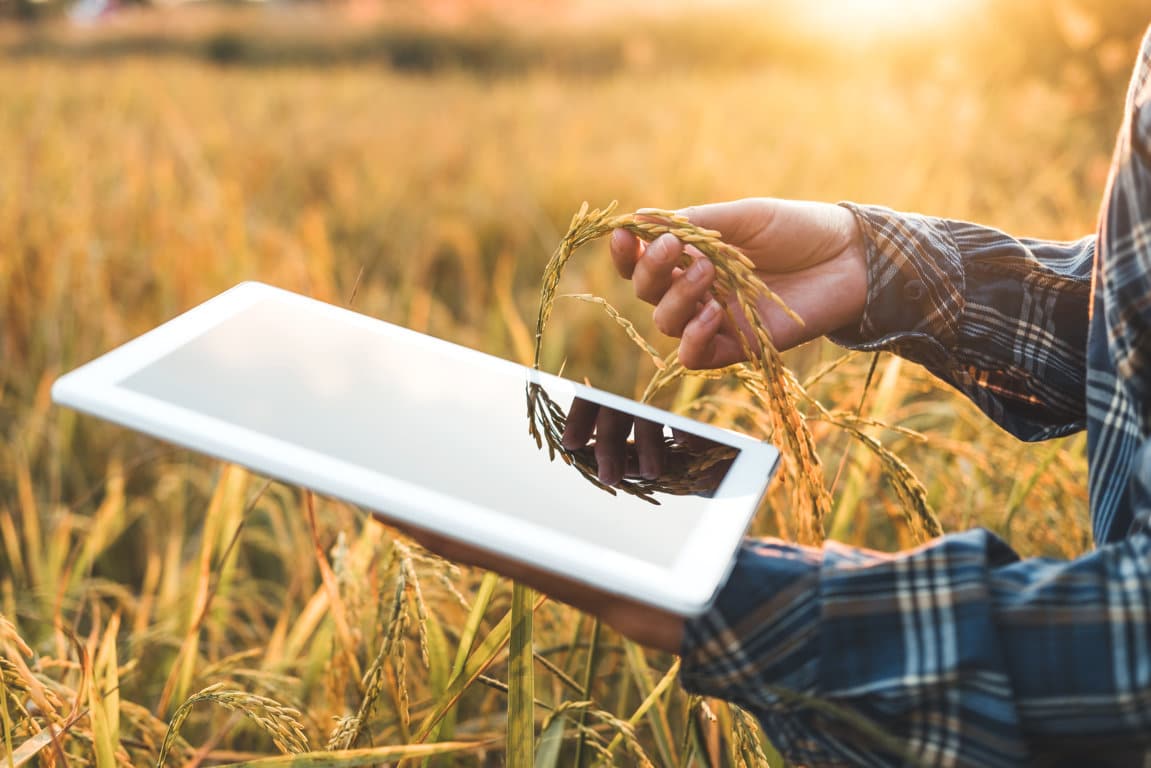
[51,282,779,626]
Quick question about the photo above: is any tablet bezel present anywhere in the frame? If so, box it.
[51,282,779,616]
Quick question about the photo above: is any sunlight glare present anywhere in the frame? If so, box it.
[799,0,980,38]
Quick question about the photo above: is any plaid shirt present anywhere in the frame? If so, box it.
[680,26,1151,768]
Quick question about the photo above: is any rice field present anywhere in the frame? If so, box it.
[0,5,1137,765]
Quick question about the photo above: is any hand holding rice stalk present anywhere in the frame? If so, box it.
[530,201,941,545]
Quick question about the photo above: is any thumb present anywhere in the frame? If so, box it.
[675,198,782,247]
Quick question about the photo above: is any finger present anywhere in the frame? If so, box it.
[651,257,715,338]
[678,299,747,369]
[562,397,600,450]
[610,228,642,279]
[633,417,666,479]
[671,427,721,452]
[633,233,684,305]
[594,408,633,486]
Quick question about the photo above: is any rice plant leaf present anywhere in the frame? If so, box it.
[449,572,499,682]
[507,583,535,767]
[606,654,680,761]
[420,571,499,764]
[415,592,546,741]
[533,716,566,768]
[571,619,601,768]
[3,707,84,767]
[617,642,677,765]
[90,612,122,768]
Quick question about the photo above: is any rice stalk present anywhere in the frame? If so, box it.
[0,618,29,661]
[0,658,32,724]
[120,700,193,767]
[209,739,497,767]
[1,665,15,768]
[531,652,584,697]
[325,557,407,751]
[156,684,310,768]
[531,201,830,543]
[791,370,942,542]
[540,699,656,768]
[729,706,773,768]
[400,548,432,670]
[604,652,679,763]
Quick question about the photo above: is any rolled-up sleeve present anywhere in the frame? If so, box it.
[829,204,1093,442]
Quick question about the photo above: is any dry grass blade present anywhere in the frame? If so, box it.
[560,294,665,370]
[157,684,309,768]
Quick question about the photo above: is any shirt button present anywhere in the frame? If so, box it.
[904,280,927,301]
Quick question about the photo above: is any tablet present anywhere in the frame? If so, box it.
[51,282,779,616]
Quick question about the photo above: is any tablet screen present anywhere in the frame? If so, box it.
[119,297,741,569]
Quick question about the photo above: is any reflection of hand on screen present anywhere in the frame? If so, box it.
[560,397,665,486]
[559,397,730,490]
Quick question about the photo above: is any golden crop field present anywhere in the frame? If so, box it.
[0,2,1143,765]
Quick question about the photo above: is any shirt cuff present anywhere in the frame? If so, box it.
[828,203,965,357]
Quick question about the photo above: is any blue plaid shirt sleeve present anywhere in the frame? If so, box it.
[681,529,1151,767]
[680,26,1151,767]
[828,205,1093,442]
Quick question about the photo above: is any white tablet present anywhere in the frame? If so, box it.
[52,282,778,616]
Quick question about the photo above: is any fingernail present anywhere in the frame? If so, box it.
[686,259,711,283]
[648,234,676,264]
[699,299,722,323]
[639,454,659,480]
[599,456,622,485]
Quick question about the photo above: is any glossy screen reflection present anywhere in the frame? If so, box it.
[120,298,740,568]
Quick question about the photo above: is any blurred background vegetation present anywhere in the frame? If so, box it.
[2,0,1149,765]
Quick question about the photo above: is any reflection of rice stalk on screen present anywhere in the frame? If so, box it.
[525,378,738,504]
[529,202,941,544]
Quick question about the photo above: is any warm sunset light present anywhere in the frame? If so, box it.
[5,0,1148,763]
[793,0,984,38]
